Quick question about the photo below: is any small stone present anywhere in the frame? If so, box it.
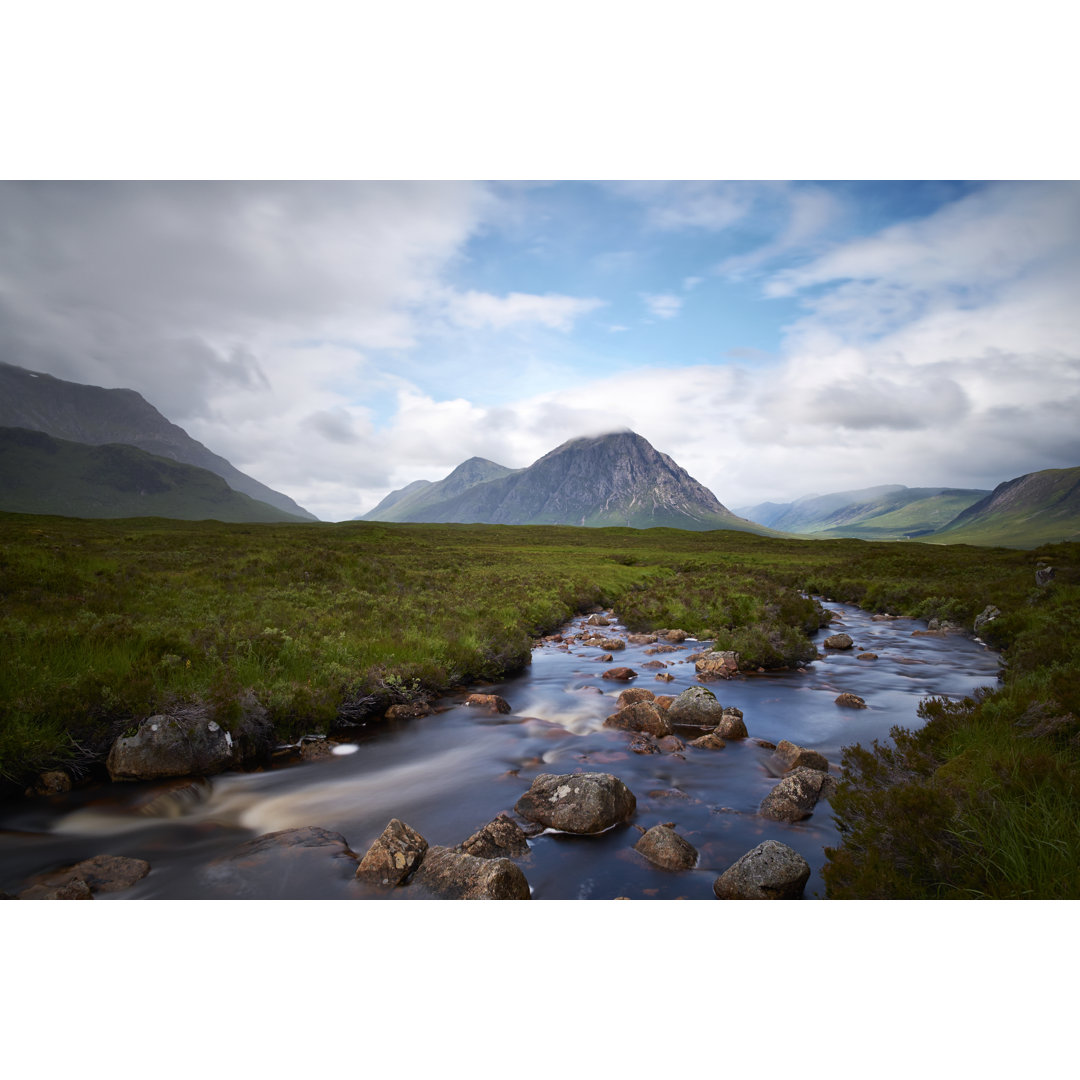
[655,672,675,682]
[856,652,878,661]
[629,736,660,755]
[823,633,854,649]
[602,667,637,681]
[835,693,867,709]
[760,767,838,822]
[689,732,727,750]
[465,694,512,714]
[656,735,686,754]
[385,701,433,720]
[617,688,656,709]
[769,739,829,773]
[633,824,698,870]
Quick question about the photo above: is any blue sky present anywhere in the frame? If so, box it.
[2,179,1078,520]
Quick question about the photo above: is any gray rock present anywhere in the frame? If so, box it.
[514,772,636,834]
[633,824,698,870]
[460,813,530,860]
[973,605,1001,634]
[107,708,235,781]
[17,854,150,898]
[823,633,854,649]
[19,878,94,900]
[1036,566,1055,587]
[603,701,673,737]
[666,686,725,729]
[356,818,429,887]
[769,739,829,774]
[411,846,530,899]
[760,766,838,822]
[713,840,811,899]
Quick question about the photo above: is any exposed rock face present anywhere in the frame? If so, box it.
[514,772,636,834]
[695,651,739,679]
[714,707,748,739]
[759,767,838,822]
[633,825,698,870]
[713,840,811,899]
[17,855,150,899]
[667,686,725,728]
[412,846,530,899]
[602,667,637,681]
[973,605,1001,634]
[823,633,854,649]
[356,818,429,887]
[835,693,867,709]
[617,688,656,708]
[604,702,673,737]
[107,709,235,781]
[465,693,512,713]
[460,814,530,860]
[769,740,829,774]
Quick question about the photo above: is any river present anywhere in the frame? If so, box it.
[0,602,1000,899]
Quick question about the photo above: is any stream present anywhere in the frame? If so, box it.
[0,602,1001,899]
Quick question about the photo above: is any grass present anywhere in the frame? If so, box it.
[2,511,1078,898]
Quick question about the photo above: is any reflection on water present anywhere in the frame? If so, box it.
[0,603,1000,900]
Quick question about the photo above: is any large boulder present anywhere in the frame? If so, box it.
[356,818,428,887]
[759,767,838,822]
[633,824,698,870]
[460,814,530,860]
[667,686,725,729]
[604,701,673,737]
[515,772,636,834]
[769,739,829,774]
[411,847,530,899]
[107,709,235,781]
[713,840,811,899]
[823,633,854,649]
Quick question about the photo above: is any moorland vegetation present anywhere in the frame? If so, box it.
[1,512,1076,898]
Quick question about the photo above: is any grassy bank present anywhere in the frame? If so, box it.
[2,512,1077,897]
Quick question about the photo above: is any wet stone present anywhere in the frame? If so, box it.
[602,667,638,681]
[514,772,637,834]
[459,813,530,860]
[465,694,512,713]
[357,818,429,887]
[835,693,867,709]
[823,633,854,649]
[713,840,810,900]
[411,847,530,900]
[633,824,698,871]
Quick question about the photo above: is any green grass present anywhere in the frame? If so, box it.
[2,511,1079,898]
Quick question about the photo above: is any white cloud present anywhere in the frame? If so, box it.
[443,289,604,331]
[641,292,683,319]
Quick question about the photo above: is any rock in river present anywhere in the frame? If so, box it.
[835,693,867,709]
[460,813,530,860]
[465,693,512,713]
[823,633,854,649]
[515,772,636,834]
[411,847,530,899]
[769,739,829,774]
[604,701,673,737]
[602,667,637,681]
[759,766,838,822]
[18,854,151,899]
[713,840,811,899]
[667,686,725,729]
[356,818,429,887]
[633,824,698,870]
[107,709,235,781]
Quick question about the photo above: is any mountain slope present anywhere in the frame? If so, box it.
[928,466,1080,548]
[0,427,308,522]
[0,361,317,520]
[366,431,773,533]
[737,484,989,539]
[362,457,519,522]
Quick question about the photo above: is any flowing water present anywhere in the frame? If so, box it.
[0,603,1000,900]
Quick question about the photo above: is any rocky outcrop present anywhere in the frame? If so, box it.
[604,701,673,737]
[356,818,429,887]
[601,667,637,681]
[835,693,867,709]
[460,813,530,860]
[666,686,725,728]
[759,767,838,822]
[515,772,636,834]
[713,840,811,899]
[107,708,235,781]
[633,824,698,870]
[823,633,854,649]
[411,846,530,899]
[465,694,512,713]
[769,740,829,774]
[17,854,151,899]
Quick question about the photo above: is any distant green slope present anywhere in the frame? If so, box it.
[0,427,308,523]
[811,490,992,540]
[927,466,1080,548]
[362,457,519,522]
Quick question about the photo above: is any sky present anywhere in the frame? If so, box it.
[2,178,1079,521]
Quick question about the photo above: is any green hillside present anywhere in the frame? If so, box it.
[0,427,308,523]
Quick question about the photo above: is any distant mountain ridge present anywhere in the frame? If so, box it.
[363,431,772,534]
[0,427,307,523]
[0,361,317,520]
[736,484,990,540]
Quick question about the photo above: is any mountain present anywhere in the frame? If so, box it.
[362,431,772,533]
[0,427,308,523]
[362,457,519,522]
[928,466,1080,548]
[737,484,990,540]
[0,362,317,520]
